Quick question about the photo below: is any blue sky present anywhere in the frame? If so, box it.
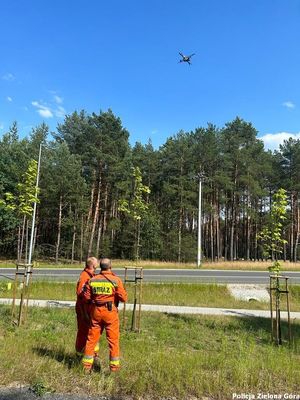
[1,0,300,150]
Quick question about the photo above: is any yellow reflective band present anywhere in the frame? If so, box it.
[91,281,113,295]
[109,360,120,366]
[82,356,94,365]
[91,278,118,286]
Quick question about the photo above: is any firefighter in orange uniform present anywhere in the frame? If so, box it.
[82,258,128,372]
[75,257,98,355]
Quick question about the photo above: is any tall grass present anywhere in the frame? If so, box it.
[1,258,300,270]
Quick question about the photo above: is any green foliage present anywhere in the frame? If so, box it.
[1,159,38,217]
[257,188,288,272]
[30,379,53,396]
[140,204,163,259]
[119,167,150,220]
[17,159,39,216]
[118,166,151,259]
[1,112,300,263]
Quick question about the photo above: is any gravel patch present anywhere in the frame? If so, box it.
[227,284,269,302]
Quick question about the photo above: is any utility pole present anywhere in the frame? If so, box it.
[197,171,205,268]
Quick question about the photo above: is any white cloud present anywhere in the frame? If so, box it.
[54,106,66,118]
[31,99,65,119]
[282,101,295,109]
[260,132,300,151]
[31,101,53,118]
[38,109,53,118]
[7,96,12,102]
[2,73,15,81]
[53,95,63,104]
[0,123,4,130]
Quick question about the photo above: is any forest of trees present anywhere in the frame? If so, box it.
[0,110,300,263]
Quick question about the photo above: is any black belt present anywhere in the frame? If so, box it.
[94,301,108,307]
[93,301,113,310]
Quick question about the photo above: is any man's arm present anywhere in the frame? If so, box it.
[81,281,92,322]
[115,278,128,303]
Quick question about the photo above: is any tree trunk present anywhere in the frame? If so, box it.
[84,177,96,244]
[102,185,109,236]
[19,215,26,262]
[17,225,21,262]
[25,218,29,263]
[111,201,116,242]
[216,202,220,261]
[230,198,235,261]
[96,184,109,257]
[178,205,183,262]
[95,211,103,259]
[55,195,63,264]
[224,201,228,261]
[294,197,299,262]
[210,197,214,261]
[71,211,77,264]
[246,201,251,260]
[283,233,287,261]
[290,193,294,262]
[80,215,84,263]
[32,206,39,260]
[136,219,141,261]
[88,178,101,256]
[254,220,258,261]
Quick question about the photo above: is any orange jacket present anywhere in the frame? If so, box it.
[76,268,95,304]
[83,270,127,305]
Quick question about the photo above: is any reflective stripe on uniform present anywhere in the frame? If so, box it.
[82,355,94,365]
[110,361,120,367]
[91,278,118,285]
[91,281,114,295]
[109,358,120,366]
[91,278,118,288]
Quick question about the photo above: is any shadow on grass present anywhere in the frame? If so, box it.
[235,315,300,346]
[32,346,102,373]
[165,312,300,347]
[32,346,81,369]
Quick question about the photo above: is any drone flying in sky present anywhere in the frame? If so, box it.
[179,52,195,65]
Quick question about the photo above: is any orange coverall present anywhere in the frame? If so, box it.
[75,268,95,354]
[82,270,127,371]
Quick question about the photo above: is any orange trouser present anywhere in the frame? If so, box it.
[75,303,99,355]
[82,304,120,371]
[75,302,90,353]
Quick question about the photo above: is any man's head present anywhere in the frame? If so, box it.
[100,257,111,271]
[85,257,98,272]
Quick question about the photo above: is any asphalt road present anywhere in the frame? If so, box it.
[0,388,108,400]
[1,268,300,284]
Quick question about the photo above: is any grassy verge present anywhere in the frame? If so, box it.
[1,259,300,270]
[0,305,299,398]
[1,282,300,311]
